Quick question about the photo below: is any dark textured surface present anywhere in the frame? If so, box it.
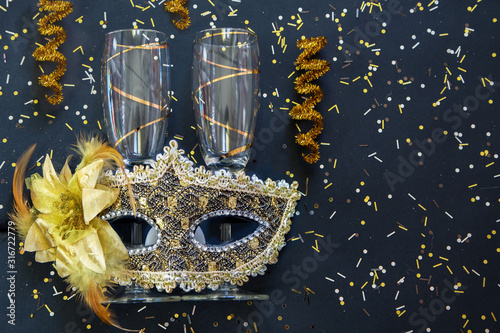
[1,1,499,332]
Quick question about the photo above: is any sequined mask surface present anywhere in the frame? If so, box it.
[100,140,300,292]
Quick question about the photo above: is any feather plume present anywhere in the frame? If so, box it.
[73,135,137,215]
[10,139,139,331]
[9,144,37,239]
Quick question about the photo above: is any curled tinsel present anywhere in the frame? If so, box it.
[289,37,330,164]
[32,0,73,105]
[165,0,191,30]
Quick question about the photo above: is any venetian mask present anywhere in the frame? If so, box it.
[100,140,301,292]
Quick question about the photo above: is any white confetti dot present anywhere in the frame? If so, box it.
[323,179,328,184]
[325,13,330,18]
[387,97,392,102]
[170,34,175,39]
[486,132,491,137]
[9,116,13,120]
[18,119,23,124]
[332,57,337,61]
[475,196,480,200]
[81,116,86,120]
[298,7,303,12]
[154,56,158,60]
[430,286,435,291]
[278,15,283,20]
[400,45,405,50]
[262,93,267,98]
[421,84,425,88]
[427,28,432,33]
[391,60,396,65]
[356,188,360,193]
[102,24,107,29]
[28,81,32,86]
[64,106,69,110]
[335,289,339,294]
[485,202,490,206]
[363,249,368,254]
[455,168,460,173]
[320,164,324,169]
[446,305,451,310]
[411,35,416,40]
[193,4,197,9]
[0,205,3,209]
[339,296,344,301]
[471,124,475,129]
[388,194,392,199]
[446,246,451,250]
[469,164,474,169]
[406,96,411,101]
[382,22,387,27]
[418,255,422,260]
[391,262,396,266]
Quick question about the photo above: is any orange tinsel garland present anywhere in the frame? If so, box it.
[32,0,73,105]
[165,0,191,30]
[289,37,330,164]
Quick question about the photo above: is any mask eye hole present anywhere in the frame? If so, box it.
[108,215,159,250]
[194,214,260,246]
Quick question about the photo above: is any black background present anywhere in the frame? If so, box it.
[1,0,499,332]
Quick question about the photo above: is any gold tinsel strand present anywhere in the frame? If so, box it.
[32,0,73,105]
[165,0,191,30]
[289,37,330,164]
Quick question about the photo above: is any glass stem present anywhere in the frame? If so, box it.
[220,222,231,242]
[131,222,142,245]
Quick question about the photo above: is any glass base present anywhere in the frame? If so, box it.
[105,285,181,304]
[123,158,157,167]
[182,283,269,301]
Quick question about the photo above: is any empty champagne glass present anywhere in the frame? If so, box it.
[189,27,267,300]
[102,29,178,303]
[103,28,171,166]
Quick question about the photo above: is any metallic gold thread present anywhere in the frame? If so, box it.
[202,114,250,138]
[111,84,165,110]
[114,116,169,148]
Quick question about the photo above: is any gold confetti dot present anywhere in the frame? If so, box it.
[493,53,497,58]
[421,244,426,249]
[89,57,94,61]
[213,322,218,327]
[2,138,6,143]
[34,111,38,116]
[4,45,8,50]
[416,273,421,278]
[349,281,354,286]
[13,91,18,96]
[272,59,277,64]
[11,162,16,167]
[278,316,282,321]
[462,314,467,319]
[174,313,179,318]
[483,259,488,264]
[86,325,91,329]
[428,253,433,257]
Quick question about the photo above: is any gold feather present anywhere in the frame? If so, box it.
[9,144,37,239]
[73,135,137,215]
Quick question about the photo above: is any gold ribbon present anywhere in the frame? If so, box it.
[32,0,73,105]
[165,0,191,30]
[289,37,330,164]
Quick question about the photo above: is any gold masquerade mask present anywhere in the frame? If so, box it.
[101,140,301,292]
[12,138,300,330]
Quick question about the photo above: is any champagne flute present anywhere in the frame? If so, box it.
[188,27,268,300]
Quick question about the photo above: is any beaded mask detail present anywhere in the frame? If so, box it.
[100,140,300,292]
